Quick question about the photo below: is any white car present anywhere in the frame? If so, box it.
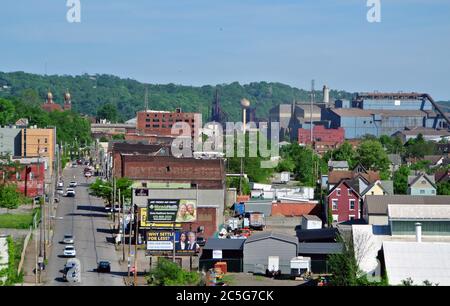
[69,181,77,188]
[63,245,76,257]
[57,181,64,188]
[65,188,76,197]
[63,234,74,244]
[56,187,64,195]
[84,172,92,178]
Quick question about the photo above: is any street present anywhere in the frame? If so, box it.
[44,165,126,286]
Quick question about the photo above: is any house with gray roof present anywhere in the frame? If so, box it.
[407,173,436,196]
[363,195,450,226]
[387,154,402,173]
[328,160,349,171]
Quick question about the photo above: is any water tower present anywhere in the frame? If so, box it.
[240,98,251,131]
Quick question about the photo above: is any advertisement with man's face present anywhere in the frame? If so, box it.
[146,230,199,256]
[147,199,197,223]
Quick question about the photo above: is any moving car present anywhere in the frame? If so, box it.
[69,181,77,188]
[84,172,92,178]
[63,245,76,257]
[63,234,74,244]
[65,188,76,197]
[96,261,111,273]
[105,205,120,212]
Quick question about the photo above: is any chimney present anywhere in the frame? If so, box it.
[415,222,422,243]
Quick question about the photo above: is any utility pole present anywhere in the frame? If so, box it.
[122,194,126,262]
[34,214,38,285]
[134,208,139,286]
[310,79,315,143]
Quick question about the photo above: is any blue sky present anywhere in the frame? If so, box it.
[0,0,449,99]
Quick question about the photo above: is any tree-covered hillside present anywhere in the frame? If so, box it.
[0,71,354,122]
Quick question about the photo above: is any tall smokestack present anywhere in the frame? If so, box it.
[323,85,330,105]
[415,222,422,243]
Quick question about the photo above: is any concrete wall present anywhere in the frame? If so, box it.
[0,127,22,156]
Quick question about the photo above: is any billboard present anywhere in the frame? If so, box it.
[146,230,199,256]
[139,208,182,229]
[147,199,197,223]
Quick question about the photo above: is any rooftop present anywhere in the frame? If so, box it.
[388,204,450,220]
[365,195,450,215]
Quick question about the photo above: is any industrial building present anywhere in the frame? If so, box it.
[322,93,450,139]
[243,231,298,275]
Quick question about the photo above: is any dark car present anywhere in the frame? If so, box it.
[97,261,111,273]
[196,237,206,247]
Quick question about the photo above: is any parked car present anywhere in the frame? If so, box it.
[63,234,74,244]
[105,205,120,212]
[56,187,64,195]
[71,163,77,168]
[63,245,76,257]
[96,261,111,273]
[69,181,77,188]
[84,172,92,178]
[57,181,64,188]
[196,237,206,247]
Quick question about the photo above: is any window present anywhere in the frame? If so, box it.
[431,189,436,194]
[349,199,355,210]
[336,188,341,196]
[332,199,338,210]
[420,189,425,194]
[348,189,352,196]
[349,215,355,221]
[145,124,150,128]
[142,182,147,187]
[44,138,48,144]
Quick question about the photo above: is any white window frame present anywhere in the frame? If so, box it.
[331,199,338,211]
[336,188,341,196]
[349,215,356,221]
[349,199,356,211]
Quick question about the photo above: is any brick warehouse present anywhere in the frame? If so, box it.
[117,155,225,189]
[298,125,345,146]
[0,161,45,197]
[120,154,226,237]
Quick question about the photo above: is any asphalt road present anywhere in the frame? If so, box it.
[44,166,125,286]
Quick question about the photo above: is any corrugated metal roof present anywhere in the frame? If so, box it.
[383,241,450,286]
[388,204,450,220]
[365,195,450,215]
[245,231,298,245]
[203,238,245,250]
[298,242,343,254]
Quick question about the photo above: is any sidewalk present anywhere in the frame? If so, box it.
[20,229,53,285]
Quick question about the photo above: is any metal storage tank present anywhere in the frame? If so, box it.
[243,231,298,274]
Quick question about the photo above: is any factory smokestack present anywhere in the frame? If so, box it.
[415,222,422,243]
[323,85,330,105]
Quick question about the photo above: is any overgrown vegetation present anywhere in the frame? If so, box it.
[0,236,24,286]
[146,258,201,286]
[89,177,133,205]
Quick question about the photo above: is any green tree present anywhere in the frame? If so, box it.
[146,258,201,286]
[393,165,410,194]
[226,176,250,195]
[0,184,22,211]
[0,98,15,126]
[323,141,356,168]
[404,134,435,158]
[97,103,119,123]
[437,181,450,195]
[328,237,360,286]
[356,140,390,172]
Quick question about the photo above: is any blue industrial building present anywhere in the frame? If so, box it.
[322,93,449,139]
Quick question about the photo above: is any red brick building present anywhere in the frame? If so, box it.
[327,179,361,223]
[136,109,201,139]
[0,162,45,197]
[298,125,345,146]
[117,155,225,189]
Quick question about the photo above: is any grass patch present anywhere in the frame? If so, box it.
[222,274,235,285]
[0,208,40,229]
